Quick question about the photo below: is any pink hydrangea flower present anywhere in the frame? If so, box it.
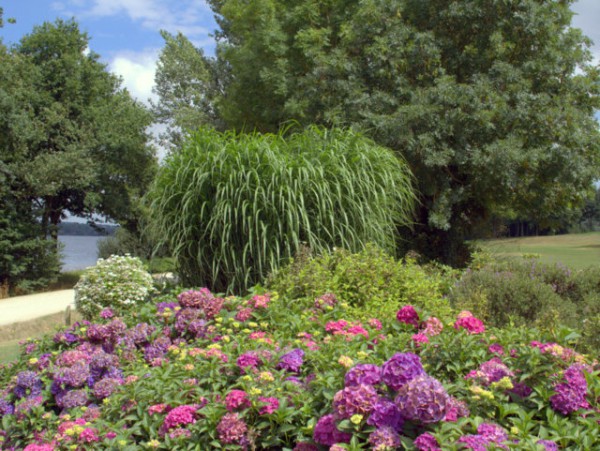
[368,318,382,330]
[148,404,169,415]
[412,333,429,345]
[225,390,251,411]
[251,294,271,309]
[258,396,280,415]
[454,312,485,334]
[422,317,443,336]
[217,413,248,445]
[163,404,201,431]
[79,428,99,443]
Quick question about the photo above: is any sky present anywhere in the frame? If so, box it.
[1,0,599,110]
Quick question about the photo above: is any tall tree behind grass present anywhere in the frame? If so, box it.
[147,126,415,293]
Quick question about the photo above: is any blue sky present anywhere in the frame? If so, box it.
[1,0,599,109]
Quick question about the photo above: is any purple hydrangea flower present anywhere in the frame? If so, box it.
[367,397,403,430]
[57,389,89,409]
[536,440,558,451]
[237,352,261,372]
[332,384,379,419]
[93,378,121,399]
[345,364,381,387]
[368,426,402,450]
[277,349,305,373]
[550,364,589,415]
[395,374,449,424]
[465,358,514,386]
[0,398,14,416]
[216,412,247,445]
[14,371,43,398]
[381,353,425,391]
[414,432,441,451]
[313,414,351,447]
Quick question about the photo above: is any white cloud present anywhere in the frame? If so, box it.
[109,49,159,105]
[73,0,212,39]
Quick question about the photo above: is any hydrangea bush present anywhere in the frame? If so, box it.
[0,285,598,450]
[74,255,154,320]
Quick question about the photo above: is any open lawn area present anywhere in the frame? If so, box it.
[479,232,600,269]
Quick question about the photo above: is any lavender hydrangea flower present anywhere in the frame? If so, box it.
[381,353,425,391]
[465,358,514,386]
[216,412,247,445]
[313,414,351,446]
[345,364,381,387]
[0,398,14,416]
[57,389,89,409]
[395,374,449,424]
[367,397,404,430]
[332,384,379,419]
[14,371,43,398]
[277,349,305,373]
[93,378,121,399]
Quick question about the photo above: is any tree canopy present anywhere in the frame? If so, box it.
[1,19,156,238]
[154,0,600,263]
[0,18,156,291]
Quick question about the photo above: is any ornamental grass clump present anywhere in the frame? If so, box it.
[74,255,154,320]
[147,126,415,293]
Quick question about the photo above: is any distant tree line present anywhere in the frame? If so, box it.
[58,222,118,237]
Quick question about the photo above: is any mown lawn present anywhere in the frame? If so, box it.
[479,231,600,269]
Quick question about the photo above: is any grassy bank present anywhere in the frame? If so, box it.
[478,231,600,269]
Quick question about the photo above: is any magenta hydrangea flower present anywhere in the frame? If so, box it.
[93,378,121,399]
[277,348,305,373]
[458,423,509,450]
[23,445,55,451]
[237,352,261,372]
[396,305,420,327]
[100,308,114,319]
[235,307,253,322]
[313,414,351,446]
[444,396,470,422]
[163,404,201,431]
[332,384,379,419]
[395,374,449,424]
[412,333,429,345]
[293,443,319,451]
[258,396,279,415]
[79,427,100,443]
[225,390,251,411]
[217,412,248,445]
[381,353,425,391]
[251,294,271,309]
[414,432,441,451]
[488,343,504,355]
[345,364,381,387]
[454,312,485,334]
[368,426,401,450]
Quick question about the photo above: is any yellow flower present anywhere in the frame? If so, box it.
[62,414,72,421]
[208,343,222,350]
[350,414,363,424]
[490,377,513,391]
[65,428,75,436]
[226,328,233,334]
[338,356,354,368]
[215,317,223,323]
[248,322,258,328]
[184,364,195,371]
[470,385,494,400]
[242,328,252,334]
[260,322,269,328]
[259,371,274,382]
[249,387,262,396]
[222,335,231,343]
[118,440,127,446]
[510,426,520,435]
[340,302,349,309]
[356,351,368,360]
[241,375,253,382]
[29,357,38,365]
[233,322,241,329]
[146,439,160,448]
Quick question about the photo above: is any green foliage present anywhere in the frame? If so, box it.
[0,163,60,294]
[195,0,600,263]
[0,18,156,239]
[74,255,154,320]
[449,257,600,352]
[147,126,415,293]
[151,30,223,151]
[267,244,453,321]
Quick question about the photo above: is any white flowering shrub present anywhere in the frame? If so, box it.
[75,255,155,320]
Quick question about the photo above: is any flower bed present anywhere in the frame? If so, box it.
[0,287,598,450]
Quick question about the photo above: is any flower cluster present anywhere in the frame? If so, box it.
[550,364,590,415]
[453,311,485,334]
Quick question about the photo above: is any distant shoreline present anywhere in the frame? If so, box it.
[58,222,118,237]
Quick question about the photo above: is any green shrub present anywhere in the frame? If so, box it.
[267,244,453,320]
[74,254,154,320]
[147,126,415,293]
[449,257,600,351]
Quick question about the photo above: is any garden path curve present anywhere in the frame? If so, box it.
[0,290,75,326]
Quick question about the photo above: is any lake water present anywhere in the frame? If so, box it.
[58,236,105,271]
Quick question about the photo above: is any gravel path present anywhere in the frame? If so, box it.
[0,290,75,326]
